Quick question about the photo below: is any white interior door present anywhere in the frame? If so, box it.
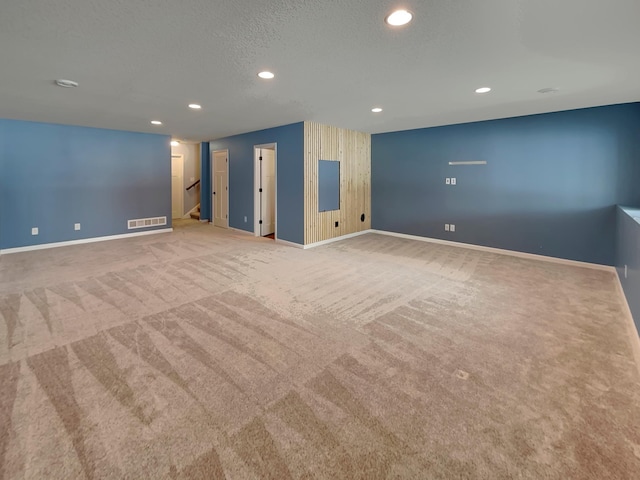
[171,154,184,219]
[260,148,275,236]
[213,150,228,227]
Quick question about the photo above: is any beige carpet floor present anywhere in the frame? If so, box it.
[1,221,639,479]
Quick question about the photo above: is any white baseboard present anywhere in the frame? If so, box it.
[274,230,371,250]
[303,230,373,249]
[613,272,640,374]
[0,228,173,255]
[275,238,304,249]
[369,229,615,272]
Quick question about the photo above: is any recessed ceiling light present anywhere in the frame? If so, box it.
[170,140,180,147]
[258,71,275,79]
[371,107,383,113]
[538,87,560,94]
[385,10,413,26]
[150,120,162,125]
[188,104,202,110]
[475,87,492,94]
[55,79,79,88]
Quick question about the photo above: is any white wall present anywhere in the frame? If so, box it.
[171,142,201,216]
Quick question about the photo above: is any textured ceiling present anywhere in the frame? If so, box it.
[1,0,639,141]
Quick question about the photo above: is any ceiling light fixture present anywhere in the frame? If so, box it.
[258,71,275,79]
[170,140,180,147]
[188,104,202,110]
[385,9,413,26]
[371,107,383,113]
[55,79,79,88]
[475,87,491,94]
[150,120,162,125]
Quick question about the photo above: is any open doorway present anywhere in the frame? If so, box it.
[171,154,184,219]
[254,144,276,238]
[211,149,229,228]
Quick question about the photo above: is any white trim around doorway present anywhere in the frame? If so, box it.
[253,143,277,239]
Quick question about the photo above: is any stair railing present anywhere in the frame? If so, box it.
[186,179,200,191]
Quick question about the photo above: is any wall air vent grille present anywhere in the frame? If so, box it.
[127,216,167,230]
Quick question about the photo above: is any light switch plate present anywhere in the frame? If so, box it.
[445,178,451,185]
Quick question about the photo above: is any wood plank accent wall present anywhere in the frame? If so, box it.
[304,122,371,245]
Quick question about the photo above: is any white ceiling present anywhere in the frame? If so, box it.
[1,0,639,142]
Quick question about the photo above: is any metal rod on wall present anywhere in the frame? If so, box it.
[448,161,487,165]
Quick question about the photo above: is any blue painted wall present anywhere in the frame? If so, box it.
[200,142,210,220]
[617,207,640,336]
[372,103,640,265]
[0,119,170,249]
[206,122,304,244]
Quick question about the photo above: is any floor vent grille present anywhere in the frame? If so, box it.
[128,216,167,230]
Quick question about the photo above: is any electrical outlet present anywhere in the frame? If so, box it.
[625,265,628,279]
[450,224,456,232]
[445,178,451,185]
[74,223,81,231]
[445,224,450,231]
[451,177,457,185]
[244,216,247,223]
[31,227,38,235]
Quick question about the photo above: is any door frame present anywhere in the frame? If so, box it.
[211,149,229,228]
[171,154,184,219]
[253,143,277,238]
